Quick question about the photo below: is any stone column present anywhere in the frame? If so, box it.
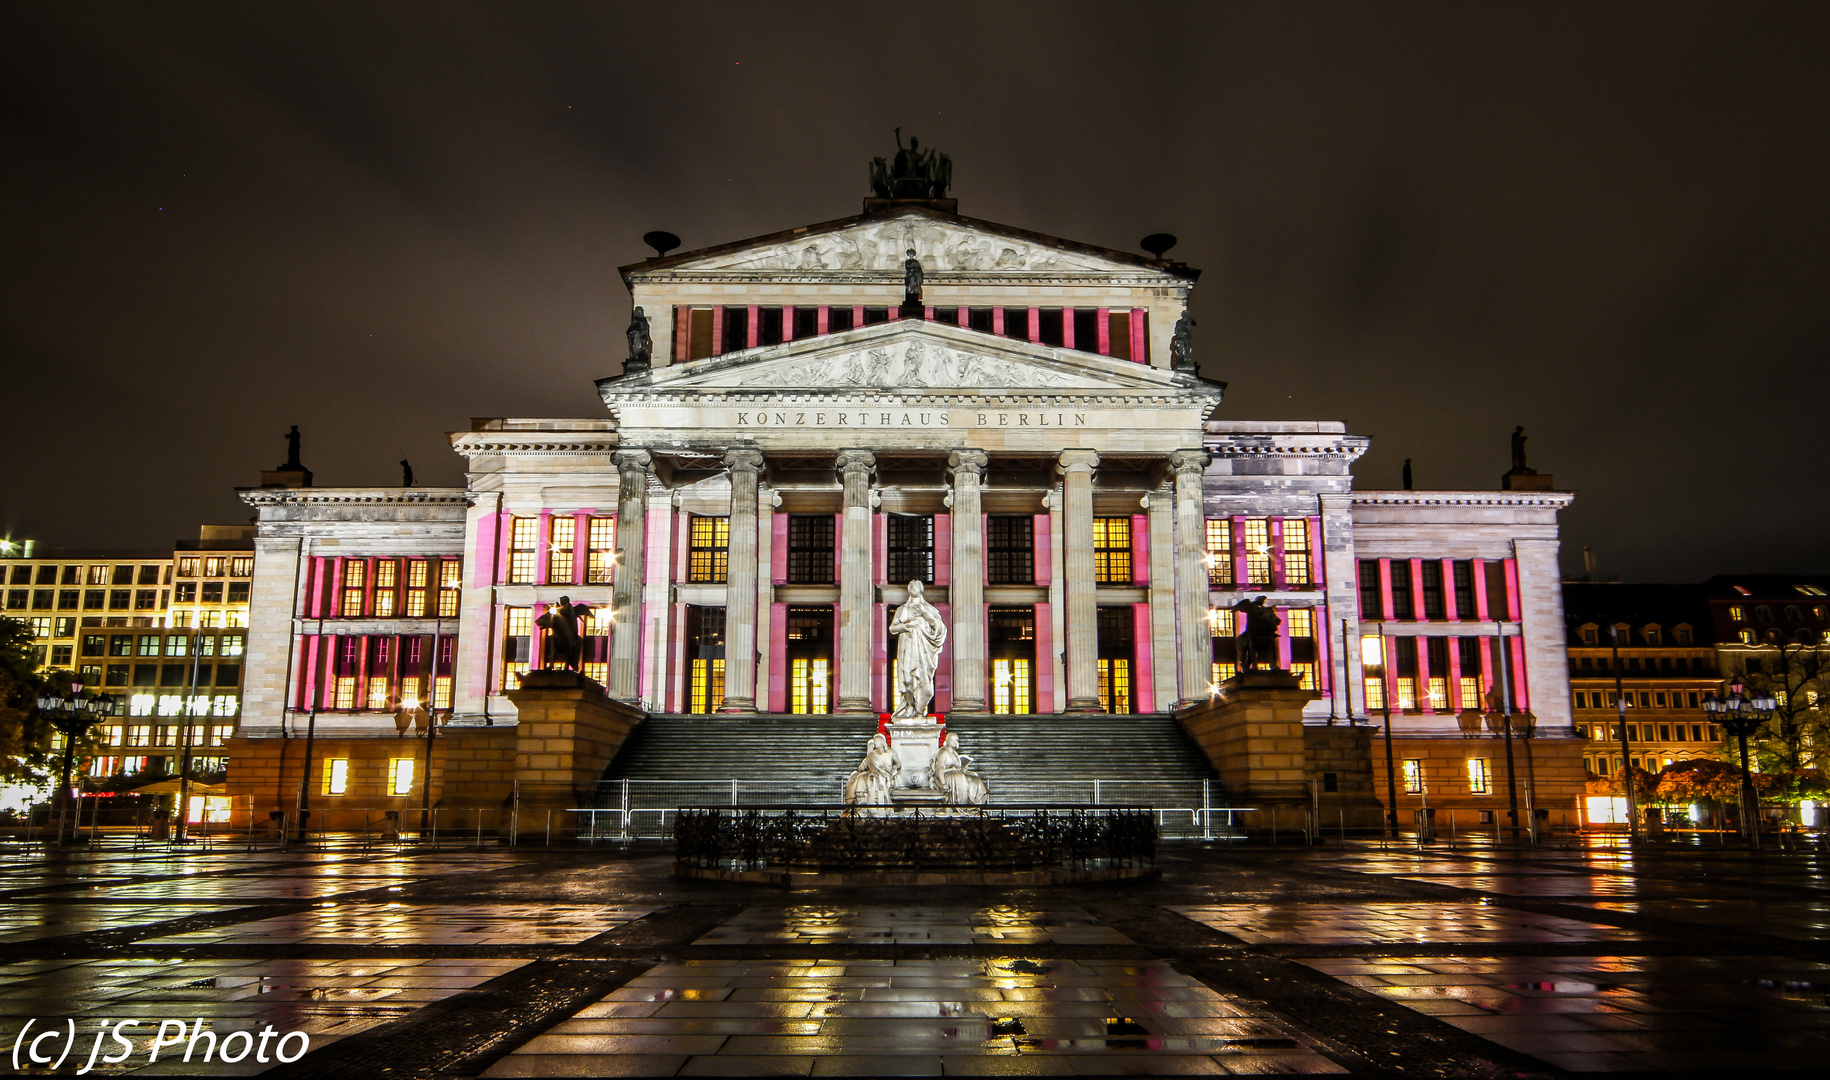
[947,449,989,714]
[835,449,876,714]
[1058,449,1103,713]
[720,449,764,712]
[608,449,650,702]
[1170,449,1212,707]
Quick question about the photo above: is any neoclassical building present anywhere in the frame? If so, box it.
[228,188,1583,820]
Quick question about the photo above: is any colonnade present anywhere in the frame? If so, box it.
[603,446,1213,714]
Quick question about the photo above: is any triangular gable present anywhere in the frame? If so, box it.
[607,319,1206,399]
[622,206,1195,279]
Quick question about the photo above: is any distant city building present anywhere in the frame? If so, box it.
[1562,582,1726,778]
[0,526,254,779]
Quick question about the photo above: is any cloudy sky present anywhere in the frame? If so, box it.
[2,2,1825,580]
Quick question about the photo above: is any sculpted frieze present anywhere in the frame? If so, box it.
[690,219,1116,275]
[737,341,1096,391]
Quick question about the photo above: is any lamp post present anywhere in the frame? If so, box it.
[38,679,121,844]
[1703,680,1776,848]
[1364,627,1398,835]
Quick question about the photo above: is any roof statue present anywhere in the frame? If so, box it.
[625,306,652,373]
[869,130,952,200]
[1170,311,1196,372]
[1511,425,1528,471]
[281,425,303,471]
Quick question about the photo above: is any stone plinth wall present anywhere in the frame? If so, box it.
[504,670,644,813]
[223,729,511,830]
[1303,726,1381,810]
[1366,734,1590,827]
[1176,672,1314,807]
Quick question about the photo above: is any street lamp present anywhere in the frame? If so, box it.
[1702,679,1777,848]
[37,679,122,844]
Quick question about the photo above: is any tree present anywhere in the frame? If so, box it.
[1737,638,1830,773]
[1655,759,1758,804]
[0,615,53,785]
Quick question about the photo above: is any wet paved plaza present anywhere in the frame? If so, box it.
[3,839,1829,1076]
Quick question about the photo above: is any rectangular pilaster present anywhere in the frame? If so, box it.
[720,450,764,711]
[947,450,988,714]
[1059,450,1102,712]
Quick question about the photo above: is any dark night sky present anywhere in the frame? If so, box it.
[3,3,1826,580]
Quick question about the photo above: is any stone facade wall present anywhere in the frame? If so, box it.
[1367,734,1589,829]
[1303,725,1380,810]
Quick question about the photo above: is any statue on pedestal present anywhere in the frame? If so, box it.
[889,580,947,718]
[929,731,988,806]
[902,248,924,310]
[843,733,898,810]
[1232,595,1282,672]
[1511,426,1528,471]
[1170,312,1196,372]
[536,595,597,674]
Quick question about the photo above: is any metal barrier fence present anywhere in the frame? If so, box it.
[674,805,1157,873]
[591,779,1232,839]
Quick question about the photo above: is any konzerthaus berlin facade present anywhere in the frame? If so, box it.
[227,192,1586,820]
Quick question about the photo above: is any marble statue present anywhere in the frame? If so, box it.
[843,733,897,809]
[535,595,597,673]
[1232,595,1282,672]
[889,580,948,718]
[929,731,988,806]
[1170,312,1195,372]
[626,307,652,371]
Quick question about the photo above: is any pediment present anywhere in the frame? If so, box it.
[605,320,1210,401]
[628,208,1188,280]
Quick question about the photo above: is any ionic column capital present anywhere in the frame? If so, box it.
[835,449,876,477]
[1169,449,1210,479]
[1056,449,1101,476]
[947,448,989,479]
[613,449,652,477]
[723,448,765,477]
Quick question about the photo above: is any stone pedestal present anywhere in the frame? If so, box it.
[506,669,644,831]
[1176,670,1313,807]
[887,719,943,791]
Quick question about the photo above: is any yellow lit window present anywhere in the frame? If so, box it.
[373,559,397,617]
[1363,676,1385,711]
[334,677,357,709]
[1242,518,1271,584]
[1395,677,1417,711]
[1211,661,1237,689]
[432,675,452,710]
[388,758,415,796]
[1092,517,1132,584]
[689,657,725,713]
[789,657,829,714]
[438,560,461,618]
[1728,605,1746,622]
[1459,676,1482,711]
[1427,677,1448,710]
[405,559,428,617]
[503,606,532,689]
[1205,519,1232,585]
[366,676,390,710]
[1401,759,1423,794]
[1097,657,1132,713]
[340,560,366,617]
[687,516,731,583]
[1466,758,1491,794]
[586,517,616,584]
[1290,662,1317,691]
[323,758,349,796]
[1282,519,1311,585]
[1285,608,1313,638]
[508,517,538,583]
[549,515,576,584]
[1360,635,1384,668]
[992,658,1033,715]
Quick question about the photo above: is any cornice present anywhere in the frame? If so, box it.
[627,270,1187,289]
[238,488,471,507]
[603,390,1222,410]
[1351,490,1576,508]
[449,433,619,459]
[1207,440,1370,461]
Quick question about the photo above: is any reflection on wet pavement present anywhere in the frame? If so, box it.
[695,906,1133,947]
[1173,901,1647,944]
[485,957,1342,1077]
[144,904,655,946]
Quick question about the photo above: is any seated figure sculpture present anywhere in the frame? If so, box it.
[842,733,897,812]
[928,731,989,806]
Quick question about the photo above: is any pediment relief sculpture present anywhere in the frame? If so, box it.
[682,218,1141,276]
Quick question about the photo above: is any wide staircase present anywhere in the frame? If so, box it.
[593,714,1230,836]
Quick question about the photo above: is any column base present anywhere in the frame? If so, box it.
[950,698,988,715]
[1063,698,1106,714]
[718,699,757,714]
[834,701,877,716]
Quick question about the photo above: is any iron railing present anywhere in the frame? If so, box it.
[672,805,1157,873]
